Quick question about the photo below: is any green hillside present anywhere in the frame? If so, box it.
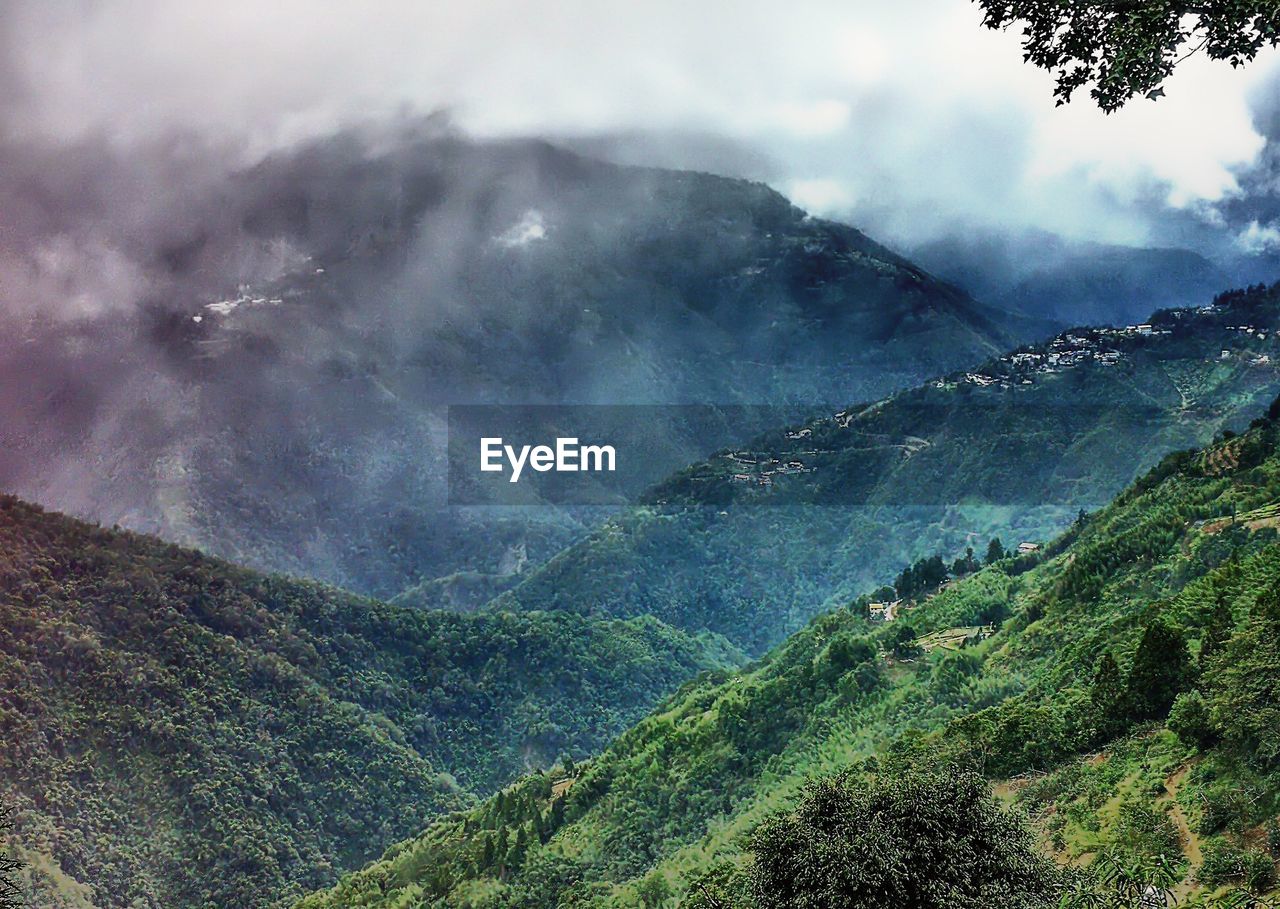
[494,283,1280,654]
[294,394,1280,908]
[0,498,739,909]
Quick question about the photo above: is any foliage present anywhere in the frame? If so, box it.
[1204,584,1280,766]
[975,1,1280,112]
[749,768,1060,909]
[1167,690,1216,748]
[298,395,1280,908]
[0,497,737,908]
[0,808,22,909]
[499,286,1280,654]
[1127,621,1192,721]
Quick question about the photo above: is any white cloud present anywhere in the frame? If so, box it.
[494,210,548,248]
[3,0,1279,247]
[785,178,855,215]
[1236,219,1280,254]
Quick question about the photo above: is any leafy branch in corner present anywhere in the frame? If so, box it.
[974,2,1280,111]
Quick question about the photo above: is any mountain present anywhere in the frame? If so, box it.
[492,282,1280,654]
[910,229,1240,328]
[0,126,1042,604]
[293,392,1280,908]
[0,497,739,909]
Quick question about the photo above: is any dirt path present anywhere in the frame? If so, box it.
[1165,765,1201,900]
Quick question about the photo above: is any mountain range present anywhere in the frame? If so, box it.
[0,130,1046,606]
[6,279,1280,908]
[0,496,739,909]
[6,138,1280,909]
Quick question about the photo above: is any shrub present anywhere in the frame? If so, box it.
[1167,690,1217,749]
[750,767,1059,909]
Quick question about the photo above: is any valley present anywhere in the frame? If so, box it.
[296,391,1280,908]
[0,497,740,908]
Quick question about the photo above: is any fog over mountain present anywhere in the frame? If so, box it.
[3,1,1280,596]
[0,121,1041,597]
[4,0,1280,324]
[9,8,1280,909]
[4,1,1280,243]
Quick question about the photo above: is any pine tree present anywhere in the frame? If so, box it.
[1089,652,1127,740]
[1128,622,1191,721]
[1199,597,1235,670]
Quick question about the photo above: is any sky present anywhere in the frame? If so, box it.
[2,0,1280,255]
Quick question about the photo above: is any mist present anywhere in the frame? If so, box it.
[5,0,1280,265]
[4,0,1280,598]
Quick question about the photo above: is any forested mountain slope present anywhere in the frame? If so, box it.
[0,129,1039,604]
[495,283,1280,653]
[297,394,1280,908]
[0,498,739,909]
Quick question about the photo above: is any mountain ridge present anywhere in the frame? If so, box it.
[0,495,740,909]
[0,132,1045,606]
[293,390,1280,909]
[488,282,1280,653]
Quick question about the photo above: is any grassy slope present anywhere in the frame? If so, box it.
[295,397,1280,908]
[493,285,1280,655]
[0,497,740,909]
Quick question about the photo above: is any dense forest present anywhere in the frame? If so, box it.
[0,499,739,908]
[297,393,1280,907]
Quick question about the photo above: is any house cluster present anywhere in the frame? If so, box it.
[934,330,1135,390]
[868,599,902,623]
[726,451,816,486]
[1226,324,1270,340]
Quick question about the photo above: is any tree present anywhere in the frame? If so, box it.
[952,546,981,577]
[1199,596,1235,670]
[0,808,22,909]
[889,623,921,659]
[637,870,672,908]
[985,537,1007,565]
[1089,652,1127,725]
[1205,586,1280,766]
[1126,621,1191,720]
[1168,689,1217,748]
[750,768,1059,909]
[976,2,1280,112]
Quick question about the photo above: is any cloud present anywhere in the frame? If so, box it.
[1,0,1280,266]
[1236,219,1280,254]
[785,178,856,213]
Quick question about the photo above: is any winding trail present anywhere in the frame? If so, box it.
[1165,765,1201,901]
